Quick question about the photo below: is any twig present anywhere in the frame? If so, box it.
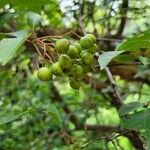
[62,30,81,38]
[79,0,86,34]
[105,67,124,109]
[85,124,120,132]
[45,53,53,63]
[111,140,119,150]
[115,0,129,37]
[80,136,109,148]
[80,132,125,148]
[115,138,124,150]
[37,35,62,40]
[33,43,43,59]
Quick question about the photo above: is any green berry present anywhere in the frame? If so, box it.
[37,67,52,81]
[82,52,94,65]
[55,39,69,53]
[80,36,93,49]
[74,42,82,53]
[86,34,96,43]
[68,45,79,58]
[80,50,87,57]
[69,79,81,89]
[72,64,84,77]
[58,54,72,70]
[51,62,63,75]
[88,44,98,54]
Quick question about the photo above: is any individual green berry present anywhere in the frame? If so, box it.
[80,50,87,57]
[80,36,93,49]
[55,39,69,53]
[69,79,81,89]
[51,62,63,75]
[72,64,84,77]
[68,45,79,58]
[74,42,82,53]
[86,34,96,43]
[58,54,72,70]
[37,67,52,81]
[88,44,98,54]
[82,52,94,65]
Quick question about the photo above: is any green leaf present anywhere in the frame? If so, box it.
[143,129,150,149]
[0,0,53,12]
[119,102,143,117]
[121,109,150,130]
[27,12,41,28]
[98,51,124,70]
[114,54,134,62]
[121,109,150,149]
[139,56,150,65]
[45,104,62,126]
[116,31,150,51]
[0,30,31,65]
[0,110,28,126]
[0,33,16,41]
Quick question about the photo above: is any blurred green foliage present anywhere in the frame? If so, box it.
[0,0,150,149]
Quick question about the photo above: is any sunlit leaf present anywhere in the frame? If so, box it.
[0,110,29,126]
[98,51,124,70]
[121,109,150,130]
[139,56,150,65]
[119,102,143,116]
[0,30,31,65]
[116,31,150,51]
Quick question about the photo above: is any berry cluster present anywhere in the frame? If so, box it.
[37,34,97,89]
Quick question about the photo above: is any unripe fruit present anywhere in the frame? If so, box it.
[86,34,96,43]
[80,36,93,49]
[51,62,63,75]
[69,79,81,89]
[88,44,97,54]
[55,39,69,53]
[37,67,52,81]
[68,45,79,58]
[74,42,82,53]
[27,12,41,28]
[58,54,72,70]
[82,52,94,65]
[80,50,87,57]
[72,64,84,77]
